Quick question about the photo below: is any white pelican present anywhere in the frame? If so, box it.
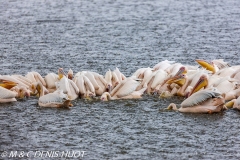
[165,63,185,77]
[215,67,238,77]
[140,69,167,94]
[162,69,210,98]
[212,59,230,69]
[84,71,100,91]
[92,72,108,94]
[185,73,239,101]
[82,74,95,97]
[196,59,229,74]
[0,75,30,89]
[164,74,189,96]
[73,73,95,99]
[224,87,240,101]
[25,71,46,87]
[113,67,126,83]
[44,73,59,93]
[166,90,226,113]
[86,71,108,96]
[153,60,175,71]
[135,67,153,91]
[0,79,29,100]
[0,75,32,98]
[9,85,31,99]
[73,74,86,98]
[196,59,218,74]
[154,66,188,95]
[100,78,145,101]
[105,69,120,92]
[164,68,210,97]
[36,82,72,108]
[230,68,240,81]
[210,78,238,96]
[131,67,151,79]
[57,68,79,100]
[12,74,32,87]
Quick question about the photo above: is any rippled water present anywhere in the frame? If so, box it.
[1,0,240,159]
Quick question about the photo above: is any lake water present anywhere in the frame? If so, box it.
[1,0,240,159]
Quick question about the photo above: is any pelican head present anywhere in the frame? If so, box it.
[189,75,208,96]
[166,74,186,87]
[18,87,30,99]
[106,84,112,93]
[30,83,39,96]
[159,91,173,98]
[67,69,73,80]
[100,92,110,101]
[85,91,95,100]
[225,100,235,108]
[0,80,18,89]
[174,66,187,76]
[195,59,216,73]
[58,68,67,79]
[181,90,224,108]
[225,97,240,110]
[36,83,43,97]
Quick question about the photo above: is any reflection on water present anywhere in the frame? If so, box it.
[1,0,240,159]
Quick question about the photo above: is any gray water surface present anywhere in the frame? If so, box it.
[1,0,240,159]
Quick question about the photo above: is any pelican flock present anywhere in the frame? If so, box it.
[1,59,240,113]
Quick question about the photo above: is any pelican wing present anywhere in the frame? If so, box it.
[111,71,120,86]
[110,76,138,96]
[0,75,29,88]
[12,75,32,85]
[0,86,17,99]
[39,92,67,104]
[114,67,122,83]
[153,60,175,71]
[33,72,46,87]
[143,68,153,81]
[97,74,108,86]
[216,67,235,77]
[45,73,58,89]
[83,75,95,93]
[89,71,108,86]
[105,70,112,85]
[212,59,230,69]
[85,72,100,90]
[25,72,37,83]
[181,90,221,108]
[75,75,86,95]
[188,71,208,87]
[114,79,140,98]
[151,70,167,89]
[166,63,182,76]
[68,79,79,94]
[131,68,148,78]
[110,82,124,97]
[58,76,70,94]
[216,80,234,94]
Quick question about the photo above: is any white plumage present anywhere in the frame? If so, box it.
[181,90,222,108]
